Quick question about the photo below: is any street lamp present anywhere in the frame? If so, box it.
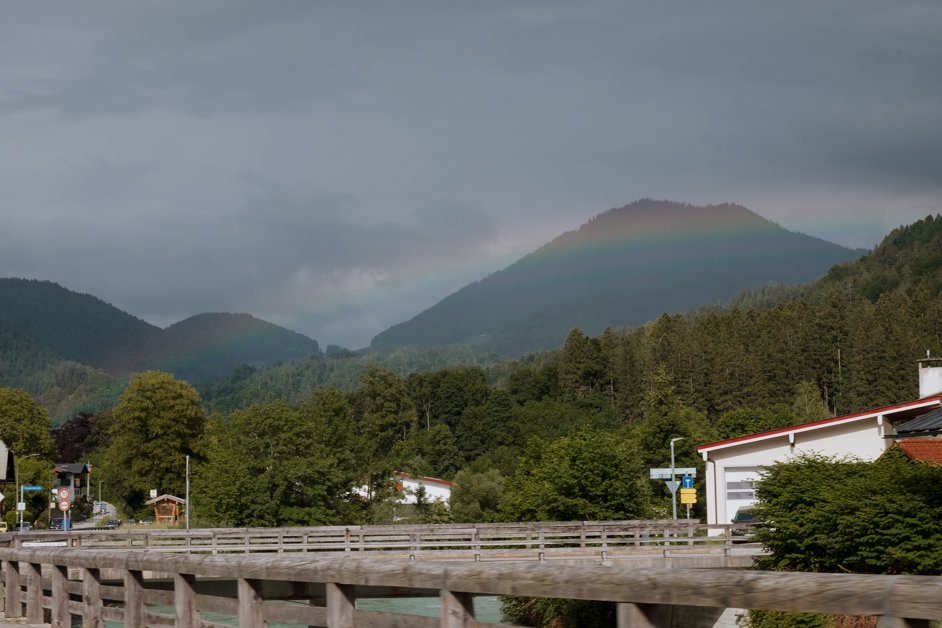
[669,438,686,520]
[98,480,103,507]
[15,453,40,530]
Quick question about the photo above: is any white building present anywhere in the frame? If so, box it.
[353,473,453,505]
[697,356,942,526]
[394,473,452,505]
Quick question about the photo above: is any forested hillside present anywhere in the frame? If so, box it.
[371,200,865,355]
[158,312,321,382]
[0,278,162,373]
[0,322,121,421]
[202,214,942,422]
[0,280,323,419]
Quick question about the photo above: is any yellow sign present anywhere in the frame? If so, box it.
[679,488,697,505]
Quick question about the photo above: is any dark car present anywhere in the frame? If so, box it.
[103,519,122,529]
[731,507,760,541]
[49,519,64,530]
[12,522,33,532]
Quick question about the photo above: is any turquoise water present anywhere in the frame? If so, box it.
[99,596,503,626]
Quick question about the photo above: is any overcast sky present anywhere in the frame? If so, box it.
[2,2,940,349]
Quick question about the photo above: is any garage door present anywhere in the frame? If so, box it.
[724,466,763,523]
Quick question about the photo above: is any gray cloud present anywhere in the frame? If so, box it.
[1,1,940,347]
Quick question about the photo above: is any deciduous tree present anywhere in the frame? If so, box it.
[101,371,205,513]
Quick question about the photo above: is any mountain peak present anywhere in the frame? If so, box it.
[371,200,864,355]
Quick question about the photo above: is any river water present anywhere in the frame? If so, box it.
[97,595,503,626]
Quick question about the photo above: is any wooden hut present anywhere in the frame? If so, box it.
[144,494,186,525]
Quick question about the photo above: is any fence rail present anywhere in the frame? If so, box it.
[4,520,763,563]
[0,546,938,627]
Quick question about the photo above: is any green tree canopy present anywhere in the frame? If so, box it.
[0,387,56,459]
[754,452,942,574]
[193,400,352,527]
[499,428,652,522]
[102,371,205,513]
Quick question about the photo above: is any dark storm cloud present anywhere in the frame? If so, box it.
[1,1,939,346]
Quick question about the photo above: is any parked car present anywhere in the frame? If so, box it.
[49,519,63,530]
[12,522,33,532]
[731,507,760,541]
[103,519,122,529]
[0,522,8,533]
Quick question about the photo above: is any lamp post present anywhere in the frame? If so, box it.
[15,453,40,530]
[98,480,103,506]
[669,437,685,520]
[185,455,190,531]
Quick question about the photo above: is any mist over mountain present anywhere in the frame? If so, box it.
[371,200,867,355]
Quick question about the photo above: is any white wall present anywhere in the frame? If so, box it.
[704,415,888,525]
[398,477,451,505]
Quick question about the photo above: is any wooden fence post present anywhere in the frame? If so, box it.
[83,567,104,628]
[174,573,197,626]
[238,578,264,627]
[50,564,69,628]
[124,569,145,628]
[3,560,20,618]
[23,562,42,625]
[326,582,355,628]
[441,590,474,628]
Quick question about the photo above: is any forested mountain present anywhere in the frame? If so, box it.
[0,279,322,419]
[197,214,942,424]
[159,313,321,383]
[371,200,866,356]
[0,321,120,421]
[0,278,162,373]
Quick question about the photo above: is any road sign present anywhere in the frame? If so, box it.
[664,480,680,494]
[22,485,43,492]
[0,492,4,503]
[649,467,697,479]
[679,488,697,505]
[58,499,70,512]
[56,487,72,501]
[681,475,694,489]
[16,502,25,512]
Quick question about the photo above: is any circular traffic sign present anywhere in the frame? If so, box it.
[58,499,70,512]
[56,487,72,501]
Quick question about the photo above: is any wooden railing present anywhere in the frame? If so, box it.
[5,520,764,563]
[0,546,939,627]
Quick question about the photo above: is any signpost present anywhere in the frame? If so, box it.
[649,468,697,479]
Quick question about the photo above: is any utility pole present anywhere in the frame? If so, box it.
[670,437,685,520]
[185,455,190,531]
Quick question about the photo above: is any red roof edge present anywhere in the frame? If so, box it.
[395,472,455,487]
[697,395,942,453]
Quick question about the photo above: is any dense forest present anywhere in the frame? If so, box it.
[3,215,934,527]
[3,215,941,628]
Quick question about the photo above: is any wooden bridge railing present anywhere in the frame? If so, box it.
[5,520,763,562]
[0,546,939,627]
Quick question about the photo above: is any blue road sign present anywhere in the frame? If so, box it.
[681,475,694,489]
[22,485,43,492]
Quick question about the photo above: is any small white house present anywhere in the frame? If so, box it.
[353,473,453,505]
[697,356,942,526]
[394,473,452,505]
